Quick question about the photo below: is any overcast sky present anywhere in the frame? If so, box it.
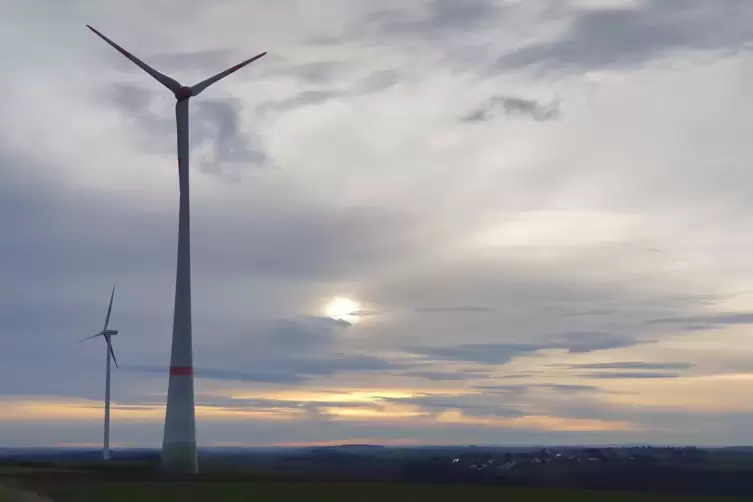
[2,0,753,448]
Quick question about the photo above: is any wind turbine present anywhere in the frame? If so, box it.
[79,285,119,461]
[86,25,266,474]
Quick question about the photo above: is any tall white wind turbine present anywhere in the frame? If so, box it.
[87,26,266,474]
[78,285,119,461]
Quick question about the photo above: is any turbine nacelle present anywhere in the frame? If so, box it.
[175,86,193,101]
[77,285,120,370]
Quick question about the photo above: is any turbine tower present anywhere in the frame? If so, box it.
[86,25,266,474]
[78,285,119,461]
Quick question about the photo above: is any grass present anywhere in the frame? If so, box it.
[4,462,752,501]
[45,481,753,502]
[0,483,52,502]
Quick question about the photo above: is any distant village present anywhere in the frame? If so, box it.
[451,446,709,472]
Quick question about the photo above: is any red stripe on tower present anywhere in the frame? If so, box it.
[170,366,193,376]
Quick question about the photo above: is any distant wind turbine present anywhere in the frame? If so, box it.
[86,25,266,474]
[78,285,119,461]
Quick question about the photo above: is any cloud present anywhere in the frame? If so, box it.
[358,69,401,93]
[463,95,560,122]
[255,69,403,116]
[148,50,235,72]
[539,384,600,393]
[414,306,496,313]
[564,361,694,371]
[399,370,490,382]
[650,313,753,327]
[103,83,269,179]
[128,365,306,385]
[191,205,460,282]
[407,332,643,365]
[552,332,642,354]
[281,61,348,85]
[477,384,600,395]
[580,372,683,380]
[125,315,407,385]
[499,0,753,72]
[363,0,504,39]
[389,395,526,419]
[256,89,346,114]
[260,317,343,352]
[407,343,542,365]
[129,354,403,385]
[192,99,270,177]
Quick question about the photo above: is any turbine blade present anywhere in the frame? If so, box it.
[77,332,104,343]
[190,52,267,96]
[103,284,115,330]
[107,339,119,370]
[86,25,181,93]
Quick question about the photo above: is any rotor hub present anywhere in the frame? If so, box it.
[175,86,192,101]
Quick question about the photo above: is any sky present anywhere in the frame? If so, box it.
[2,0,753,448]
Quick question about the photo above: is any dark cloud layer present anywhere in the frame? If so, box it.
[254,67,403,115]
[129,352,401,385]
[365,0,503,39]
[564,362,693,371]
[408,331,641,365]
[553,332,641,354]
[478,384,600,394]
[499,0,753,71]
[414,306,496,313]
[128,365,305,385]
[650,312,753,327]
[579,372,682,380]
[143,316,405,385]
[399,370,490,382]
[463,96,560,123]
[104,83,268,178]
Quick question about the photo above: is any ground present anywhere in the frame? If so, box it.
[29,480,753,502]
[0,483,52,502]
[3,464,753,501]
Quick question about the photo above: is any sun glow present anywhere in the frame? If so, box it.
[325,297,361,324]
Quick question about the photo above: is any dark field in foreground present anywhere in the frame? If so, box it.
[6,448,753,501]
[32,481,753,502]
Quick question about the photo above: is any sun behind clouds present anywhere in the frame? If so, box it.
[325,297,361,324]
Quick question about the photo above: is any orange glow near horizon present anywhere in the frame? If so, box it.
[435,410,634,432]
[602,372,753,413]
[0,391,632,434]
[13,373,753,435]
[0,399,305,422]
[225,387,473,404]
[0,398,163,422]
[268,437,426,447]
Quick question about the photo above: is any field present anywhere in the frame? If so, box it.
[18,479,753,502]
[4,463,753,501]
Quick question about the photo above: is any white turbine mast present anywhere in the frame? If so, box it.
[86,25,266,474]
[78,285,119,461]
